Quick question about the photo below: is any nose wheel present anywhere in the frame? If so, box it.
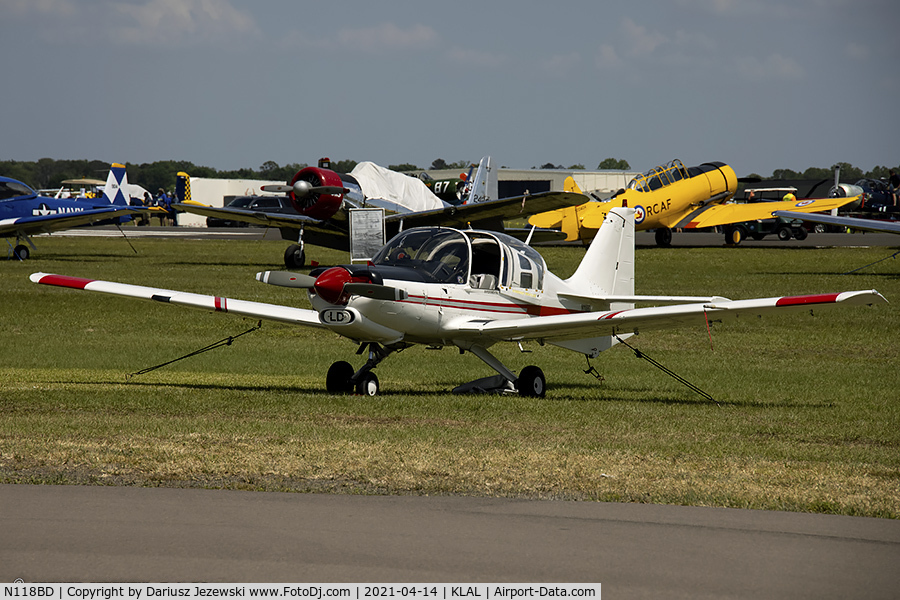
[325,343,399,396]
[355,372,379,396]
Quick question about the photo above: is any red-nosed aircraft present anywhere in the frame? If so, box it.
[176,156,578,268]
[30,208,885,397]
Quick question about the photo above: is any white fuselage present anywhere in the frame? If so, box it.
[309,273,582,347]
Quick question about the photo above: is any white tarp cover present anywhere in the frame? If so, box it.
[350,161,447,212]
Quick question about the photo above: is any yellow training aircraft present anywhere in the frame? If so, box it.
[528,159,860,246]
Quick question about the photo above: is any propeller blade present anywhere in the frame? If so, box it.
[310,186,348,195]
[259,185,294,193]
[343,283,408,301]
[256,271,317,288]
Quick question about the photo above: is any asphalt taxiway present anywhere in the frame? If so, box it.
[2,484,899,598]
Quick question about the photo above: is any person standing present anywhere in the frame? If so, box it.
[889,169,899,208]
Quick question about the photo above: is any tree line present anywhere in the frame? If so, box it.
[2,157,896,196]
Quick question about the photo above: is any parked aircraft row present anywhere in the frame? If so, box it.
[171,157,868,267]
[30,207,886,396]
[4,158,878,264]
[174,157,580,268]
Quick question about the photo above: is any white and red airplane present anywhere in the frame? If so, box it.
[30,208,886,397]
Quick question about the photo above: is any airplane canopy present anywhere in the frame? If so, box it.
[371,226,546,290]
[0,177,36,201]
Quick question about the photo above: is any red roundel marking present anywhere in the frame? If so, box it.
[775,293,839,307]
[36,274,94,289]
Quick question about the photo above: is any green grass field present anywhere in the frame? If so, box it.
[2,235,898,517]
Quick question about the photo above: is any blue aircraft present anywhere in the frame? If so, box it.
[1,163,146,260]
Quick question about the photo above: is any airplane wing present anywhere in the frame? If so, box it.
[676,196,859,230]
[173,202,328,229]
[456,290,886,343]
[0,207,144,238]
[173,202,350,250]
[772,211,900,235]
[29,273,325,328]
[384,191,587,230]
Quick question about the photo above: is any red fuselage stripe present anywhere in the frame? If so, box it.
[400,295,578,317]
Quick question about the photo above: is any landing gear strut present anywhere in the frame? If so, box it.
[8,235,35,261]
[453,345,547,397]
[284,244,305,269]
[284,226,306,269]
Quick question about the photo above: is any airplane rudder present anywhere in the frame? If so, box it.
[567,207,635,294]
[563,176,583,194]
[103,163,129,204]
[176,172,191,202]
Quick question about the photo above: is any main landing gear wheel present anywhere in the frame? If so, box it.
[355,372,380,397]
[725,226,744,245]
[516,365,546,398]
[284,244,305,269]
[326,361,354,394]
[654,227,672,247]
[13,245,30,260]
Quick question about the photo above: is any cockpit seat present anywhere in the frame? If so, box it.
[469,274,497,289]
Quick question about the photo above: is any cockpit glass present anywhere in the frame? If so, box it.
[626,160,688,192]
[373,228,471,284]
[492,232,545,290]
[0,180,36,201]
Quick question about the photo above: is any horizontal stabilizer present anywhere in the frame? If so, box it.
[560,293,731,306]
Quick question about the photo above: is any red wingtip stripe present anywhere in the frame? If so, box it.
[35,274,95,290]
[775,293,840,307]
[599,310,626,320]
[214,296,227,312]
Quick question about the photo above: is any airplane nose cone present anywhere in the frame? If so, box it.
[313,267,352,305]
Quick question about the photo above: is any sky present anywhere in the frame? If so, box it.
[2,0,898,178]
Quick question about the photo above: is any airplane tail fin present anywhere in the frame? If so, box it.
[463,156,497,204]
[176,172,191,203]
[563,176,583,194]
[565,206,635,298]
[101,163,130,205]
[552,207,635,357]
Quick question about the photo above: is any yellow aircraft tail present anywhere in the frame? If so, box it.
[563,176,583,194]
